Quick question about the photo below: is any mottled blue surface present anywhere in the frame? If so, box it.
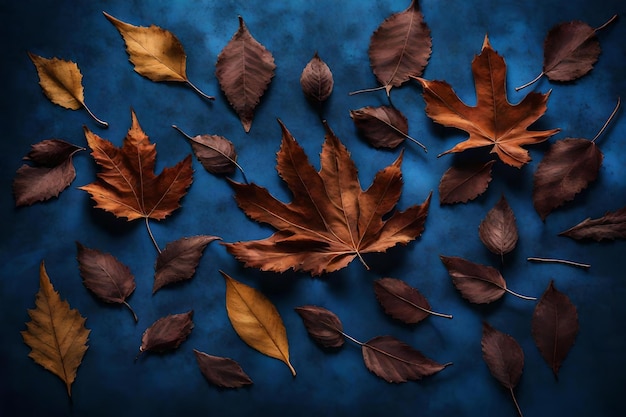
[1,1,625,416]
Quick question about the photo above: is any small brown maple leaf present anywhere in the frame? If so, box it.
[80,110,193,221]
[224,120,431,276]
[415,35,560,168]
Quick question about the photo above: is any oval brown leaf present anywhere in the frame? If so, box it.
[373,277,452,323]
[216,16,276,132]
[222,271,296,376]
[438,160,495,205]
[193,349,253,389]
[294,305,345,348]
[559,206,626,241]
[533,138,603,220]
[153,235,220,293]
[76,242,137,322]
[362,335,450,383]
[350,106,423,150]
[532,280,579,377]
[440,255,534,303]
[479,195,518,257]
[481,322,524,417]
[300,52,333,104]
[13,139,84,207]
[368,0,431,95]
[138,311,194,357]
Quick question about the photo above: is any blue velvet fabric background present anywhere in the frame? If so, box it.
[1,1,625,416]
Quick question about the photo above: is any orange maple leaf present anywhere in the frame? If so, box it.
[80,110,193,221]
[225,120,431,276]
[415,36,560,168]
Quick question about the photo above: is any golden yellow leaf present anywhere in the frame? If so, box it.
[21,261,90,397]
[28,52,108,127]
[221,271,295,376]
[104,12,213,101]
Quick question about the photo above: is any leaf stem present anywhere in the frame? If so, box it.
[355,251,370,270]
[527,257,591,269]
[348,85,386,96]
[82,102,109,128]
[591,97,621,143]
[504,287,536,301]
[336,328,364,346]
[510,387,524,417]
[123,301,138,323]
[595,14,618,32]
[145,217,161,253]
[185,79,215,101]
[515,71,544,92]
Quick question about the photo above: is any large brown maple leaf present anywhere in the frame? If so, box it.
[224,120,431,276]
[80,110,193,221]
[415,36,560,168]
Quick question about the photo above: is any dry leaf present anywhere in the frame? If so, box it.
[138,311,194,357]
[76,242,137,322]
[300,52,333,104]
[222,271,295,376]
[559,206,626,241]
[224,120,431,276]
[21,261,90,397]
[373,277,452,323]
[479,195,518,257]
[416,36,560,168]
[13,139,84,206]
[294,305,345,348]
[28,52,108,127]
[440,255,535,303]
[481,322,525,417]
[153,235,220,293]
[438,160,495,205]
[103,12,213,101]
[532,280,579,377]
[368,0,431,96]
[193,349,253,389]
[215,16,276,132]
[350,106,425,150]
[80,109,193,221]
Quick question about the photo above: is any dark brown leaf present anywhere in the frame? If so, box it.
[481,322,525,417]
[215,16,276,132]
[479,195,518,257]
[13,139,84,206]
[440,255,534,303]
[294,305,345,348]
[138,311,194,357]
[368,0,431,95]
[153,235,220,293]
[362,335,450,383]
[193,349,253,388]
[532,280,579,377]
[559,206,626,241]
[76,242,137,322]
[438,160,495,205]
[350,106,423,150]
[300,52,333,104]
[373,277,452,323]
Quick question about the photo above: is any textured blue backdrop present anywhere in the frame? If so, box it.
[1,1,625,416]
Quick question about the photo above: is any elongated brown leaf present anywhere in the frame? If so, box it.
[138,311,194,357]
[300,52,333,104]
[440,255,535,303]
[13,139,84,206]
[373,277,452,323]
[216,16,276,132]
[76,242,137,322]
[193,349,253,388]
[28,52,107,126]
[350,106,424,150]
[21,261,90,397]
[154,235,220,293]
[368,0,431,96]
[481,322,525,417]
[103,12,213,101]
[294,305,345,348]
[222,271,295,375]
[559,206,626,241]
[479,195,518,257]
[439,160,495,205]
[532,280,579,377]
[362,335,449,383]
